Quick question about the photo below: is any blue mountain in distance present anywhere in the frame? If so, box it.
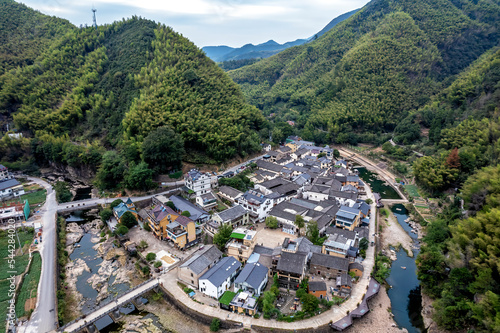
[203,8,360,62]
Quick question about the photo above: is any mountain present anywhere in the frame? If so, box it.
[202,9,360,63]
[229,0,499,144]
[0,0,266,183]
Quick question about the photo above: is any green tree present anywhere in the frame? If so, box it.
[333,149,340,159]
[301,293,319,314]
[120,211,137,228]
[54,181,72,203]
[294,215,305,236]
[181,210,191,217]
[115,225,129,235]
[265,216,278,229]
[125,161,155,191]
[306,220,320,245]
[146,252,156,261]
[365,198,373,205]
[96,151,125,190]
[142,126,185,173]
[99,208,113,222]
[213,224,233,250]
[110,199,123,209]
[154,261,162,268]
[210,318,220,332]
[359,238,369,251]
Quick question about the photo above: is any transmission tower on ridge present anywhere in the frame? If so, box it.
[92,7,97,29]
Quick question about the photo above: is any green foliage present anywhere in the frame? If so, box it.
[294,215,305,236]
[54,181,72,203]
[181,210,191,217]
[115,225,129,235]
[219,58,261,71]
[166,201,177,210]
[210,318,220,332]
[146,252,156,261]
[218,172,253,192]
[265,216,278,229]
[120,211,137,228]
[142,266,150,276]
[154,261,162,268]
[99,208,113,222]
[110,199,123,209]
[213,224,233,250]
[301,293,320,315]
[359,237,369,251]
[262,290,277,317]
[96,151,125,190]
[365,198,373,205]
[125,161,155,191]
[306,220,321,245]
[142,126,185,173]
[373,254,392,283]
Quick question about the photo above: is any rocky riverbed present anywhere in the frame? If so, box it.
[63,213,135,314]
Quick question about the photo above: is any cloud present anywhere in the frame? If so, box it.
[16,0,370,47]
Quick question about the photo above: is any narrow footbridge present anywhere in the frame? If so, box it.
[58,279,159,333]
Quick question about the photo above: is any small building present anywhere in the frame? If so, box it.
[275,251,307,290]
[113,198,137,223]
[229,291,258,316]
[213,205,249,228]
[308,281,327,299]
[227,228,257,263]
[0,201,24,224]
[309,252,349,279]
[196,191,218,210]
[177,245,223,288]
[199,256,242,299]
[336,273,353,298]
[334,205,361,231]
[0,178,24,200]
[0,164,11,181]
[322,232,356,258]
[233,262,268,296]
[217,185,243,203]
[349,262,364,278]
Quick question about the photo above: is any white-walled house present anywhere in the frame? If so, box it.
[234,262,268,296]
[185,169,212,196]
[236,189,284,223]
[199,257,242,299]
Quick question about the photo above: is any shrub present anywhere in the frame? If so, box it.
[210,318,220,332]
[146,252,156,261]
[154,261,162,268]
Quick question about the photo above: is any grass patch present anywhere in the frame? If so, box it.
[4,189,47,207]
[404,185,420,198]
[0,229,34,332]
[168,170,183,179]
[415,205,429,209]
[16,252,42,318]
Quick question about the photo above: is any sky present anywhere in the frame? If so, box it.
[18,0,370,48]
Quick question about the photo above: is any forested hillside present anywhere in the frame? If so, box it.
[230,0,499,144]
[0,0,266,189]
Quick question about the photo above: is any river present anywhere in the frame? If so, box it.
[386,204,426,333]
[356,167,401,199]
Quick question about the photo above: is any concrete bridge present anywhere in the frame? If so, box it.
[58,279,159,333]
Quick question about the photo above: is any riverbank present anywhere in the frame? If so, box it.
[380,208,414,258]
[347,285,406,333]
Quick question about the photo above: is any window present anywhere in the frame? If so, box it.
[191,273,193,277]
[191,280,194,284]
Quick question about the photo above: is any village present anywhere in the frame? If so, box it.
[101,135,378,328]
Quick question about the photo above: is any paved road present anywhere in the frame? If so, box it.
[224,154,266,175]
[24,177,58,333]
[60,279,159,333]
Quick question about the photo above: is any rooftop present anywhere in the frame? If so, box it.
[310,253,349,271]
[276,251,307,276]
[199,256,241,287]
[309,281,327,292]
[234,262,268,290]
[216,205,247,223]
[169,195,208,221]
[180,245,222,275]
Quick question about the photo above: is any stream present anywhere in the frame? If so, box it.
[355,166,401,199]
[386,204,426,333]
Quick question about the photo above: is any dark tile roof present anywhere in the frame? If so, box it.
[217,205,247,222]
[200,256,241,287]
[325,226,357,240]
[310,253,349,271]
[0,179,21,191]
[253,245,274,256]
[256,160,284,173]
[180,245,223,275]
[276,251,307,275]
[309,281,327,292]
[349,262,364,272]
[169,195,208,221]
[354,226,369,240]
[218,185,243,199]
[176,215,194,227]
[234,262,268,290]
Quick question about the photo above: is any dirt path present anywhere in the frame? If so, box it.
[380,209,414,258]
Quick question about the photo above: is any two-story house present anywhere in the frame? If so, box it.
[212,205,249,228]
[178,245,223,288]
[233,262,268,296]
[147,205,179,239]
[112,198,137,223]
[236,189,281,223]
[165,215,198,249]
[274,251,307,290]
[199,256,242,299]
[334,205,361,231]
[0,179,24,200]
